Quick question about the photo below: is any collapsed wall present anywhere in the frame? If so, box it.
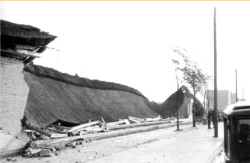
[0,57,29,135]
[23,64,159,128]
[0,20,56,157]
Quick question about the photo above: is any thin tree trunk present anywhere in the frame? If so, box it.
[175,70,180,130]
[193,93,196,127]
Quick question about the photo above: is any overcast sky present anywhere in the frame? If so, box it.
[1,1,249,103]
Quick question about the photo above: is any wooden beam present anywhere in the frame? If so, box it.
[16,45,39,51]
[67,121,101,133]
[47,127,67,134]
[107,120,126,126]
[145,116,162,122]
[25,125,51,137]
[23,56,35,65]
[16,49,41,58]
[49,124,71,130]
[128,116,145,123]
[89,116,105,123]
[50,134,68,138]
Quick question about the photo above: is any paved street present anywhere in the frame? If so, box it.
[4,122,223,163]
[85,123,224,163]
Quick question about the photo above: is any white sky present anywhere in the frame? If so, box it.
[1,1,249,103]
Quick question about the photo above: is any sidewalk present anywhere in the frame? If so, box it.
[3,122,224,163]
[85,123,224,163]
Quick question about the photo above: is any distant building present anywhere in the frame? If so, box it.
[230,92,236,104]
[207,90,236,112]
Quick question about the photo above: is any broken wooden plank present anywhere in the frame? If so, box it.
[108,120,171,130]
[89,116,105,123]
[33,135,84,148]
[50,134,68,138]
[128,116,144,123]
[47,127,67,134]
[25,125,51,137]
[23,129,35,133]
[16,44,39,51]
[107,120,125,126]
[16,49,41,58]
[82,125,103,131]
[67,121,100,133]
[145,116,162,122]
[49,124,71,130]
[124,119,130,125]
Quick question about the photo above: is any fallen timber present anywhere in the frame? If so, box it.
[49,124,71,130]
[128,116,144,123]
[106,119,130,126]
[128,116,163,124]
[25,124,67,138]
[89,116,105,123]
[47,128,67,134]
[22,116,173,150]
[145,116,162,122]
[25,125,52,137]
[32,121,191,148]
[108,119,171,130]
[67,121,101,133]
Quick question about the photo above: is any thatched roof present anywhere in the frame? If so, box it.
[23,64,157,128]
[24,64,146,99]
[0,20,56,49]
[0,49,26,60]
[158,86,205,118]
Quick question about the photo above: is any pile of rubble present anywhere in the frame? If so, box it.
[23,117,108,141]
[22,139,87,157]
[22,116,167,157]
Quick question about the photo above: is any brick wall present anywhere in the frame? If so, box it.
[0,57,29,135]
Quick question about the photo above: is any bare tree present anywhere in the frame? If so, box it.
[172,47,209,127]
[171,59,184,131]
[202,76,212,114]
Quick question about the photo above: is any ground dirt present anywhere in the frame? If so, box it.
[1,123,223,163]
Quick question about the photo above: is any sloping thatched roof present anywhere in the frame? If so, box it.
[0,49,26,60]
[23,64,158,128]
[24,64,147,99]
[0,20,56,49]
[158,86,205,118]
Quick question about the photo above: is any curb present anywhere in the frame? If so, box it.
[204,142,224,163]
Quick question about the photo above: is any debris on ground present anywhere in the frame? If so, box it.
[21,115,171,158]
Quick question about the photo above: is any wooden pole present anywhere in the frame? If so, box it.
[214,7,218,137]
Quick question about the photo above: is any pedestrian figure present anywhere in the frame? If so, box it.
[207,108,213,129]
[202,114,207,125]
[212,109,215,128]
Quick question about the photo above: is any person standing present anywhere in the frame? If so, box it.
[207,108,213,129]
[212,109,215,128]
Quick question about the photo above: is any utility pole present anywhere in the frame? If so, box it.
[214,7,218,137]
[236,69,238,102]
